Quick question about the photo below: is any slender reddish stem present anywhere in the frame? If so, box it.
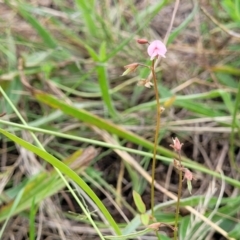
[174,152,183,240]
[151,60,161,216]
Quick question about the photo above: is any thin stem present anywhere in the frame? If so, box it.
[174,152,183,240]
[151,60,161,216]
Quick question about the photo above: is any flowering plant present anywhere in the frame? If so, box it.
[122,39,195,239]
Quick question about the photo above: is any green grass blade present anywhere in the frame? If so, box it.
[0,128,121,236]
[96,64,118,118]
[99,42,107,61]
[0,183,25,238]
[0,33,22,114]
[229,222,240,239]
[236,0,240,20]
[211,65,240,76]
[17,5,57,48]
[75,0,97,36]
[29,198,37,240]
[179,216,190,240]
[175,99,225,117]
[125,89,230,114]
[230,81,240,170]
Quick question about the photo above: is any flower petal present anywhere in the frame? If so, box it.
[147,40,167,60]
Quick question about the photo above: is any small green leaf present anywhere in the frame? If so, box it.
[99,41,107,61]
[133,190,146,214]
[155,212,177,224]
[84,44,99,61]
[219,91,234,114]
[121,68,132,76]
[187,180,192,195]
[140,213,150,226]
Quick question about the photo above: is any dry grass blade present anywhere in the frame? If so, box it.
[69,146,98,171]
[201,7,240,39]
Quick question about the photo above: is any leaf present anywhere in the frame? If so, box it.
[228,222,240,238]
[175,99,224,117]
[84,44,99,61]
[216,73,238,88]
[211,65,240,76]
[219,91,234,114]
[121,68,132,76]
[99,41,107,61]
[155,212,177,224]
[29,197,37,240]
[96,64,118,118]
[140,213,150,226]
[133,190,146,214]
[75,0,97,36]
[187,180,192,195]
[179,216,190,240]
[18,6,57,49]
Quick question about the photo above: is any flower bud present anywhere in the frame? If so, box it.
[184,169,193,181]
[170,137,183,152]
[137,39,149,44]
[122,63,139,76]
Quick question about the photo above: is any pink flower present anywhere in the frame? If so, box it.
[147,40,167,60]
[183,168,194,194]
[183,169,193,181]
[170,137,183,152]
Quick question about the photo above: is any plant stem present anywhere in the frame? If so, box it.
[174,152,183,240]
[151,60,161,216]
